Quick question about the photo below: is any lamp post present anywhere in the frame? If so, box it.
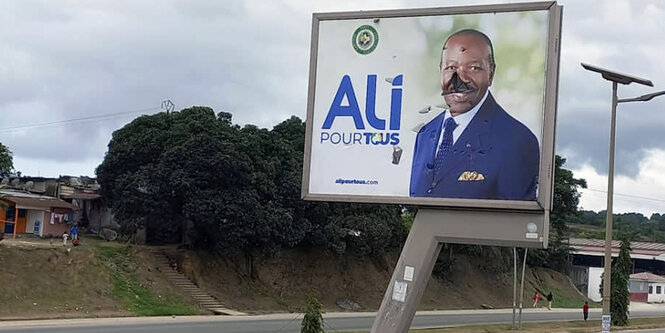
[581,63,665,326]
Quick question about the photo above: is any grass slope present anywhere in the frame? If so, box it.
[0,237,200,319]
[95,245,198,316]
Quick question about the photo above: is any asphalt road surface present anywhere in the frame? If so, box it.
[1,308,665,333]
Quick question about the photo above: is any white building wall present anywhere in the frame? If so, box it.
[26,209,45,236]
[648,282,665,303]
[588,267,604,302]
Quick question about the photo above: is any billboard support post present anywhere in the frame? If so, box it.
[518,247,528,329]
[512,247,517,329]
[370,210,443,333]
[371,209,545,333]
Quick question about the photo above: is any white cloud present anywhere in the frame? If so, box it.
[575,148,665,216]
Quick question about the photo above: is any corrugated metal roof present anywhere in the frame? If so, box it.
[630,272,665,283]
[570,238,665,252]
[1,195,76,210]
[61,193,101,200]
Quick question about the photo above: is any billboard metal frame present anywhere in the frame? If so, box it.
[302,1,562,213]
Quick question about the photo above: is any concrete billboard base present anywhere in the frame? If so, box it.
[370,208,547,333]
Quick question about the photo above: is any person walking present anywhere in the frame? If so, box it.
[546,292,553,310]
[583,301,589,321]
[532,292,540,307]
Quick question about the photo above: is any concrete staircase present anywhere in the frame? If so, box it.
[151,248,245,316]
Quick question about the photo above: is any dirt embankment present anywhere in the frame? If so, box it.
[0,238,201,320]
[165,247,585,313]
[0,244,124,319]
[0,237,585,319]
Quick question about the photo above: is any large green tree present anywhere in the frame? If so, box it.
[0,142,13,176]
[97,106,298,250]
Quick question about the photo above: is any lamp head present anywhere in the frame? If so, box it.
[581,63,653,87]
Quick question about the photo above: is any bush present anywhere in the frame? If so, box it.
[301,295,324,333]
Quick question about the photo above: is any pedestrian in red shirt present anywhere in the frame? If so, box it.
[532,292,540,307]
[583,301,589,321]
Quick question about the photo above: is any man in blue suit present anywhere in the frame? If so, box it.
[410,29,539,200]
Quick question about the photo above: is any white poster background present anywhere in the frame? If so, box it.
[308,11,548,197]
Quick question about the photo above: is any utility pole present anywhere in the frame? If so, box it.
[581,62,665,332]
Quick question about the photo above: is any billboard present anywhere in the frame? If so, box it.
[302,2,561,211]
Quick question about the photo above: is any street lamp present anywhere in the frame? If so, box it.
[581,63,665,324]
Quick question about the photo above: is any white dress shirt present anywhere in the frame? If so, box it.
[435,90,489,158]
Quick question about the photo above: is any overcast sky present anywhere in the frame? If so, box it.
[1,0,664,216]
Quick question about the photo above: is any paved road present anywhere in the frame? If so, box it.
[1,308,664,333]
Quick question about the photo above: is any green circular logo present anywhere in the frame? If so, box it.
[352,25,378,55]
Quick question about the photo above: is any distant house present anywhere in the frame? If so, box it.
[0,176,117,237]
[0,190,76,238]
[630,272,665,303]
[57,176,117,231]
[569,238,665,302]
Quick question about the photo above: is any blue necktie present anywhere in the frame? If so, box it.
[434,117,457,176]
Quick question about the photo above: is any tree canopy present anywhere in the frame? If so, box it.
[96,107,406,255]
[572,210,665,243]
[0,142,13,176]
[529,155,587,271]
[551,156,588,230]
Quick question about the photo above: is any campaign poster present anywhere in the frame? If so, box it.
[302,3,560,209]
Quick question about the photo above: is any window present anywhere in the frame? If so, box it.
[657,286,662,294]
[650,286,654,294]
[18,209,26,218]
[5,206,15,221]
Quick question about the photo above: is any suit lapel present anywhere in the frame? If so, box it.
[418,112,445,168]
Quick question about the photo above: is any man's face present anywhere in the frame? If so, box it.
[440,34,494,116]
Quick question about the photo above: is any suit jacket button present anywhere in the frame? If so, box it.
[427,189,432,194]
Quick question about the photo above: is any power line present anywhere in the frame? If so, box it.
[583,187,665,204]
[0,106,161,133]
[581,188,665,213]
[582,189,665,210]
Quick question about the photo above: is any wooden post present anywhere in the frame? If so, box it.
[13,206,18,238]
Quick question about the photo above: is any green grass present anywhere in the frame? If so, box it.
[568,224,605,240]
[95,245,198,316]
[550,288,594,309]
[95,245,123,260]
